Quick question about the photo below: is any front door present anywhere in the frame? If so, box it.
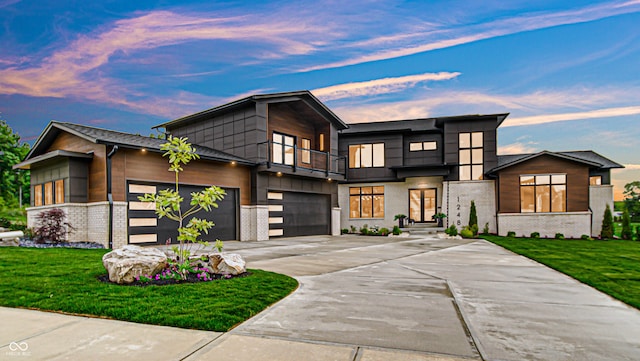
[409,189,437,223]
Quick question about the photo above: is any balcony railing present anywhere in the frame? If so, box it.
[257,141,346,178]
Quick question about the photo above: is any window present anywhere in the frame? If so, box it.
[348,143,385,168]
[409,141,437,151]
[301,138,311,164]
[273,133,295,165]
[349,186,384,218]
[319,133,325,152]
[520,174,566,213]
[33,180,65,206]
[459,132,483,180]
[34,184,43,206]
[44,182,53,205]
[590,176,602,185]
[55,179,64,204]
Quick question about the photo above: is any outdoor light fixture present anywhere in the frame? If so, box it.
[276,172,282,176]
[230,161,236,165]
[141,148,147,153]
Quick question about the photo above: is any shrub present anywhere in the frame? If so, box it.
[581,234,593,240]
[600,204,614,239]
[530,232,540,239]
[555,233,565,240]
[621,208,632,240]
[460,226,474,239]
[469,200,478,228]
[470,223,479,236]
[445,224,458,236]
[392,226,402,235]
[34,208,75,244]
[482,222,489,235]
[360,224,369,235]
[350,225,357,233]
[507,231,516,237]
[341,228,349,235]
[379,227,390,236]
[635,226,640,241]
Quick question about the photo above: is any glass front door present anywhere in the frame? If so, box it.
[409,189,436,223]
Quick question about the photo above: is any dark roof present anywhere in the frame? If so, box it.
[14,150,93,170]
[155,90,348,131]
[22,121,254,166]
[340,113,509,135]
[491,150,624,173]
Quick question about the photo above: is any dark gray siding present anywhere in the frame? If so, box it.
[403,133,443,166]
[30,157,89,204]
[590,169,612,185]
[339,134,402,181]
[442,118,498,181]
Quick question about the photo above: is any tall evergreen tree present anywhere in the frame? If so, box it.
[621,207,632,240]
[600,204,614,239]
[469,200,478,228]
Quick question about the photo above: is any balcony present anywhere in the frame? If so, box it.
[257,141,346,180]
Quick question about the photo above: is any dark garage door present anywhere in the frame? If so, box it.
[128,182,238,245]
[268,191,330,237]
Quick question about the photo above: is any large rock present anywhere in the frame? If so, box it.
[102,245,168,284]
[209,253,246,275]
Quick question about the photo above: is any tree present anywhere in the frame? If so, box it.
[621,207,632,240]
[600,204,614,239]
[623,181,640,217]
[0,119,31,210]
[468,200,478,232]
[139,136,225,279]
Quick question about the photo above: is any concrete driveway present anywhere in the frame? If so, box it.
[2,235,640,360]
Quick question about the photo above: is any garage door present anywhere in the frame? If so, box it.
[127,182,238,245]
[268,191,330,237]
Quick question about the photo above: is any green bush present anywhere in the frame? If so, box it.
[507,231,516,237]
[460,226,474,239]
[600,204,614,239]
[392,226,402,235]
[530,232,540,239]
[350,225,357,233]
[341,228,349,235]
[581,234,593,240]
[445,224,458,236]
[470,223,479,236]
[621,208,632,240]
[469,200,478,228]
[555,233,565,240]
[379,227,390,236]
[360,224,369,235]
[482,222,489,235]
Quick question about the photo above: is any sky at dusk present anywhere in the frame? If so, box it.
[1,0,638,199]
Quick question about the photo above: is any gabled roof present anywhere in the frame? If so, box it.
[340,113,509,135]
[155,90,348,130]
[490,150,624,174]
[19,121,254,167]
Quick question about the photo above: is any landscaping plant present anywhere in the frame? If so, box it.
[33,208,75,244]
[621,208,632,240]
[468,200,478,229]
[392,225,402,235]
[445,224,458,236]
[600,204,614,239]
[138,136,226,279]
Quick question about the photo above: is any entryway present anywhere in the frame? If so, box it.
[409,188,436,223]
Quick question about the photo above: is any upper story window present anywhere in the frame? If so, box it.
[409,141,437,151]
[520,174,566,213]
[459,132,483,180]
[273,133,295,165]
[34,179,65,207]
[349,143,385,168]
[590,176,602,185]
[301,138,311,164]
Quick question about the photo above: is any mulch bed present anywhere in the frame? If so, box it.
[97,272,251,286]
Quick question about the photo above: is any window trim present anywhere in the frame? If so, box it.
[349,186,385,219]
[348,143,385,168]
[519,174,567,213]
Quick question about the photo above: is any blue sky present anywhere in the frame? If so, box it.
[1,0,638,198]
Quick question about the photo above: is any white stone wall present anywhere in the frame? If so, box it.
[240,205,269,241]
[87,202,109,247]
[590,185,614,237]
[331,207,341,235]
[441,180,497,233]
[498,212,592,238]
[338,176,443,231]
[27,204,87,243]
[112,202,128,249]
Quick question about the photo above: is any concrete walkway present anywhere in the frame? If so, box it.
[2,235,640,360]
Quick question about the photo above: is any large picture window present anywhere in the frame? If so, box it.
[349,186,384,218]
[348,143,384,168]
[520,174,566,213]
[273,133,295,165]
[459,132,483,180]
[33,179,65,207]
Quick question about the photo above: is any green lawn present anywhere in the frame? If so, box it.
[0,247,298,331]
[482,235,640,310]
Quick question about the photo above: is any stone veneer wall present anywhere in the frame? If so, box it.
[498,212,591,239]
[27,202,128,249]
[589,185,614,237]
[240,205,269,241]
[441,180,497,233]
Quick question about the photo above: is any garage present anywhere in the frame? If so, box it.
[268,191,331,237]
[127,182,238,245]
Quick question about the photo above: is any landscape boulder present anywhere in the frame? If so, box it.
[209,253,246,275]
[102,245,168,284]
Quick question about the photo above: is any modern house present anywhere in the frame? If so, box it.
[15,90,623,247]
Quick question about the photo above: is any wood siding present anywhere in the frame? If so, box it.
[46,132,106,202]
[497,155,590,213]
[112,148,251,205]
